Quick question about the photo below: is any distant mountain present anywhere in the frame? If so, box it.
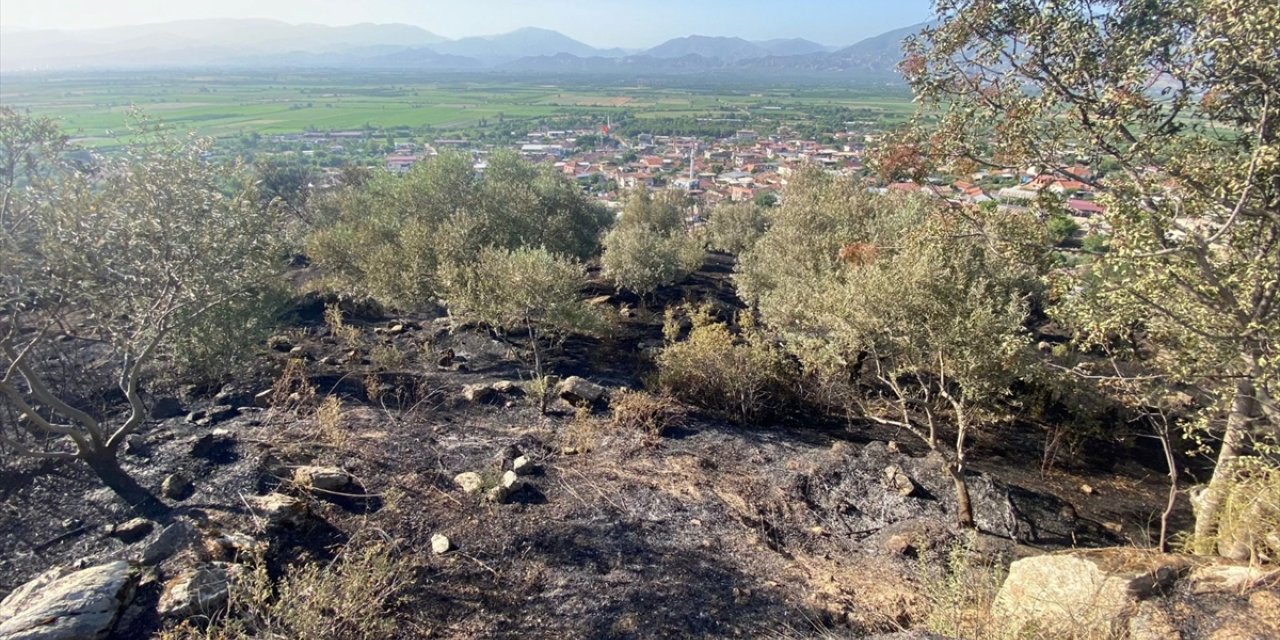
[755,38,832,56]
[644,36,768,62]
[0,19,447,71]
[0,18,927,81]
[428,28,604,61]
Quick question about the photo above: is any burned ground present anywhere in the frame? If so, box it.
[0,258,1187,639]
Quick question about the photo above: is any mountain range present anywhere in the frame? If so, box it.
[0,18,923,81]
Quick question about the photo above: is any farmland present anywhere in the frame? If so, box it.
[0,71,916,147]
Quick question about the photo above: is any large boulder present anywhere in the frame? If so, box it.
[993,549,1192,636]
[245,493,310,528]
[0,561,139,640]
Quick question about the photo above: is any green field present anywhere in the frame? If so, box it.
[0,71,916,146]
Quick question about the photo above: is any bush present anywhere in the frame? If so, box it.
[706,201,769,254]
[601,189,704,297]
[601,222,704,297]
[306,151,612,309]
[168,285,290,385]
[916,534,1010,640]
[611,390,687,439]
[159,536,412,640]
[654,304,793,423]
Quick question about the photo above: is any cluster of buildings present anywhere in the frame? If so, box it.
[368,127,1108,236]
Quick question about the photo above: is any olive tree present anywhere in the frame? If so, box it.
[445,247,606,412]
[307,151,612,309]
[904,0,1279,550]
[705,201,770,255]
[738,174,1033,527]
[601,190,703,297]
[0,109,282,515]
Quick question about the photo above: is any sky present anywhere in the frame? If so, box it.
[0,0,935,49]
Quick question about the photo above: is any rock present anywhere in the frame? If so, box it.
[388,323,406,335]
[109,518,154,544]
[245,493,310,528]
[1080,483,1095,496]
[994,549,1192,636]
[1186,562,1279,595]
[462,383,499,404]
[512,455,534,476]
[213,384,255,409]
[161,473,194,501]
[186,405,237,427]
[0,560,139,640]
[486,470,521,503]
[556,376,608,405]
[431,534,451,555]
[267,336,293,353]
[883,534,917,557]
[124,434,147,456]
[462,381,524,404]
[1128,600,1182,640]
[157,563,240,618]
[883,465,918,498]
[150,397,185,420]
[189,430,236,460]
[203,531,267,562]
[141,521,197,566]
[293,466,354,492]
[454,472,484,495]
[253,389,274,408]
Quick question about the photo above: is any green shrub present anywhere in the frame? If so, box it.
[706,201,769,254]
[654,304,793,423]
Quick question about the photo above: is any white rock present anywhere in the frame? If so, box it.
[431,534,451,555]
[454,472,484,495]
[0,561,139,640]
[157,563,240,618]
[512,455,534,476]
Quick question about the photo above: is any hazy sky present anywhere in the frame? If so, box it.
[0,0,934,48]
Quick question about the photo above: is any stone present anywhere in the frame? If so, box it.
[556,376,608,405]
[883,465,918,498]
[161,473,194,501]
[245,493,310,528]
[0,560,139,640]
[253,389,274,408]
[124,434,147,456]
[431,534,451,555]
[157,563,240,618]
[512,455,534,476]
[213,384,255,409]
[486,470,521,503]
[203,531,267,562]
[109,518,154,544]
[141,521,197,566]
[388,323,406,335]
[150,397,185,420]
[1080,483,1095,496]
[1186,562,1279,595]
[994,549,1192,637]
[462,383,499,404]
[267,336,294,352]
[453,472,484,495]
[293,466,354,492]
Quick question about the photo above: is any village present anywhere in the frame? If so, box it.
[308,123,1110,238]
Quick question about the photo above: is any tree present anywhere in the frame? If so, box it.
[706,201,770,255]
[0,109,283,515]
[601,190,704,297]
[445,247,606,412]
[307,151,612,309]
[904,0,1279,550]
[738,174,1033,527]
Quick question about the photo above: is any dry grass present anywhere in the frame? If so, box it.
[324,302,363,349]
[610,389,687,442]
[315,395,347,446]
[270,357,317,412]
[1187,459,1280,562]
[561,406,606,453]
[158,534,413,640]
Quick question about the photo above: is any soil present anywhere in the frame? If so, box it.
[0,256,1187,639]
